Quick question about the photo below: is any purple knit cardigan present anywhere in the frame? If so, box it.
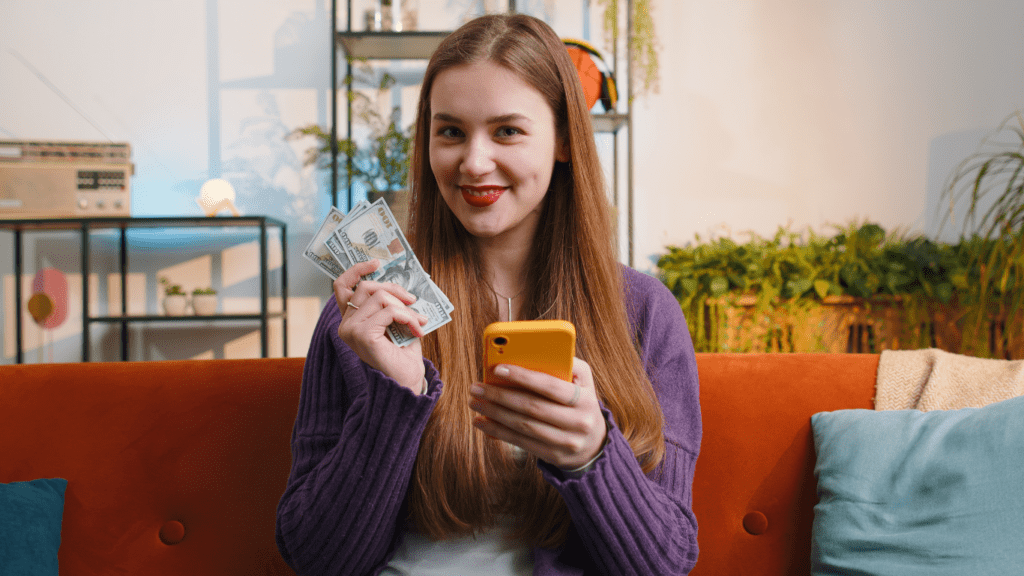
[276,266,701,575]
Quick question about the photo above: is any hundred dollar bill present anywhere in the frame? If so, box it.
[387,284,453,346]
[335,198,415,282]
[303,206,347,279]
[306,198,453,346]
[324,234,353,272]
[304,202,373,279]
[334,198,452,345]
[340,200,371,232]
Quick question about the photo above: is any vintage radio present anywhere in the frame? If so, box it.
[0,140,133,218]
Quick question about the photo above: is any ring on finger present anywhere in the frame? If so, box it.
[566,383,581,407]
[346,301,360,311]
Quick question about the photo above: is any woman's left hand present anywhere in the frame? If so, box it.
[469,357,607,470]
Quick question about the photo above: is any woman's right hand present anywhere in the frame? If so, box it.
[334,259,429,393]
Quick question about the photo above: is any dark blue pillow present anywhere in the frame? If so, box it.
[811,395,1024,575]
[0,478,68,576]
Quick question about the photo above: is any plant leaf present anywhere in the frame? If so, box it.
[709,276,729,297]
[814,279,830,299]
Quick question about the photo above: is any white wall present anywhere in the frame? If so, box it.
[2,0,1022,361]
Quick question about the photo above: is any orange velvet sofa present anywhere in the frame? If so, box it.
[0,353,878,575]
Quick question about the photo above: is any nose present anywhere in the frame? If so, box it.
[460,136,495,177]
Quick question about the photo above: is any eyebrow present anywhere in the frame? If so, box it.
[432,112,532,125]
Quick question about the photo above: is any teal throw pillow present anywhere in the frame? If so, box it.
[0,477,68,576]
[810,394,1024,575]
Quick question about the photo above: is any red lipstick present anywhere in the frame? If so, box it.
[461,185,505,208]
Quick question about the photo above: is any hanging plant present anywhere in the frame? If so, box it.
[594,0,659,97]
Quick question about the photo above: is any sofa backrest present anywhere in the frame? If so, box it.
[0,358,305,576]
[1,353,879,575]
[691,353,877,575]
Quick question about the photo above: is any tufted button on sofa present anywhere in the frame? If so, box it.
[689,353,876,575]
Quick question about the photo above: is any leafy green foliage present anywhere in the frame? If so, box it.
[940,111,1024,352]
[159,277,185,296]
[288,64,414,196]
[657,221,1021,356]
[660,222,911,308]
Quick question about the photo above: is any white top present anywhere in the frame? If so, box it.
[380,517,533,576]
[381,442,605,574]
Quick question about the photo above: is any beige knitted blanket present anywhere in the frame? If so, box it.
[875,348,1024,411]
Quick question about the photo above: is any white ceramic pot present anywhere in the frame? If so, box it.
[192,294,218,316]
[163,294,188,316]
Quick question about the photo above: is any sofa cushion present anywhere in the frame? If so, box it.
[0,477,68,575]
[810,394,1024,575]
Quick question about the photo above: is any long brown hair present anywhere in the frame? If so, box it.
[405,13,665,547]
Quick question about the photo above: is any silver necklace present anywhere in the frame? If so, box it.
[490,285,527,322]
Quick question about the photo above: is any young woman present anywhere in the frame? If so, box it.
[276,13,701,575]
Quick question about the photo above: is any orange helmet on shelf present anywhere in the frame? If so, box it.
[562,38,618,113]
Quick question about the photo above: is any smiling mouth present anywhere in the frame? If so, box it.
[460,186,506,208]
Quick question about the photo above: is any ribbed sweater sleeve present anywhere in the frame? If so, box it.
[275,299,442,576]
[535,267,701,575]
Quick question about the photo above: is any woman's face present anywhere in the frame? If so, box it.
[428,60,568,246]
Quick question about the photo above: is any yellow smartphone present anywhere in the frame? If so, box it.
[483,320,576,385]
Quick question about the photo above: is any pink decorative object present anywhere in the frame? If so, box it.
[31,268,68,329]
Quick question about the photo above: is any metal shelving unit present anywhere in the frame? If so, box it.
[0,216,288,363]
[336,31,449,60]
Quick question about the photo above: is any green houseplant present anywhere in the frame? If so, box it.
[289,65,414,225]
[940,111,1024,357]
[657,222,974,355]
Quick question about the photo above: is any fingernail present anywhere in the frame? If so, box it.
[494,365,510,377]
[469,384,484,397]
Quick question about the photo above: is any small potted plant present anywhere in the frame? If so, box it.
[159,278,187,316]
[191,287,218,316]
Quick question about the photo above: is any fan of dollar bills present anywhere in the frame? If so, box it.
[303,199,453,346]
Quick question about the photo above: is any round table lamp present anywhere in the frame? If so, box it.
[197,178,240,217]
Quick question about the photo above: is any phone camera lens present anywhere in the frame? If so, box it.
[493,336,508,346]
